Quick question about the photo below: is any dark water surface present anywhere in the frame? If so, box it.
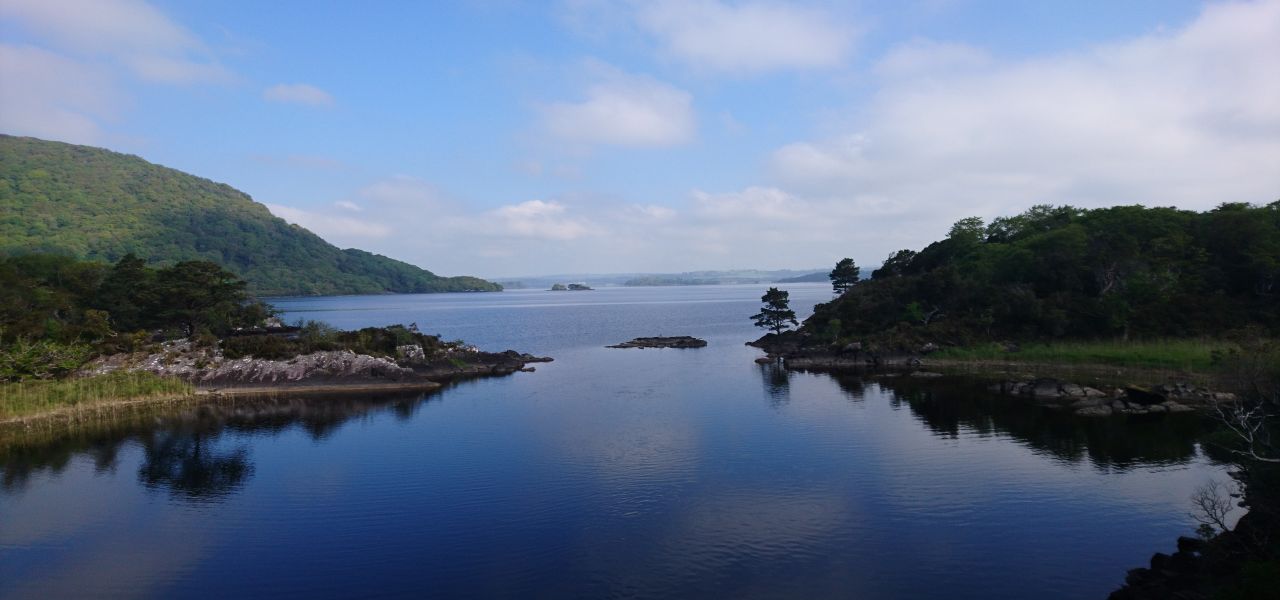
[1,284,1225,599]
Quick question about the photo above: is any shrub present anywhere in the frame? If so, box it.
[0,337,93,382]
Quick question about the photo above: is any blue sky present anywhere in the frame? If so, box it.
[2,1,1277,278]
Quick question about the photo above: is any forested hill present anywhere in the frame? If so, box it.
[0,135,500,295]
[800,203,1279,349]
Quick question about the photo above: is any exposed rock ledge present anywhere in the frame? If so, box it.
[82,340,552,389]
[988,379,1234,417]
[607,336,708,349]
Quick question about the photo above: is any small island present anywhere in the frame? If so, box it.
[607,336,708,349]
[550,283,593,291]
[0,254,550,427]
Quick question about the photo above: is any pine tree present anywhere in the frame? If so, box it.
[752,287,799,334]
[829,258,860,295]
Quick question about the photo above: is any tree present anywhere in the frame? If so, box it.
[829,258,860,295]
[154,261,250,336]
[752,287,799,334]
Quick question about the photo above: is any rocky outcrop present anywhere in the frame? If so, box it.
[82,340,552,389]
[608,336,708,349]
[987,378,1232,416]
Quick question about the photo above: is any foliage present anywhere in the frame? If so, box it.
[1,254,271,356]
[0,371,191,420]
[804,203,1280,350]
[0,337,93,382]
[0,134,500,295]
[222,322,461,361]
[829,258,860,295]
[752,288,799,334]
[932,339,1232,370]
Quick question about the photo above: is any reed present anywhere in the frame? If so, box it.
[0,372,193,420]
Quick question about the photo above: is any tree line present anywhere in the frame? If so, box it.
[1,253,269,350]
[767,202,1278,349]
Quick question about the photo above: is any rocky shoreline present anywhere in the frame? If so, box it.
[987,379,1232,417]
[82,339,553,391]
[749,334,1238,417]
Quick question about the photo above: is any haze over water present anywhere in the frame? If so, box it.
[0,284,1226,599]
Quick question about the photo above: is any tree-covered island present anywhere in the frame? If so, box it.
[0,254,548,424]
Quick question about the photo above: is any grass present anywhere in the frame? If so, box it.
[0,371,193,421]
[931,339,1235,372]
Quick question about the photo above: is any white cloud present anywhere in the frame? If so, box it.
[264,83,334,108]
[0,0,233,84]
[627,204,677,220]
[636,0,855,73]
[0,0,233,143]
[0,44,121,143]
[266,203,392,239]
[488,200,595,240]
[763,0,1280,264]
[355,175,444,207]
[542,68,695,147]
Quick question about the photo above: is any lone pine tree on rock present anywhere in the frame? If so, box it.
[829,258,860,295]
[752,287,799,334]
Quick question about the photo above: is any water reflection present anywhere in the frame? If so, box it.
[790,371,1210,470]
[757,361,791,406]
[0,391,436,500]
[136,430,253,500]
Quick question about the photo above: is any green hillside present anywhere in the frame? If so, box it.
[0,135,499,295]
[798,203,1279,349]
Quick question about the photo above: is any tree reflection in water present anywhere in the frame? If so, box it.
[136,429,253,500]
[781,370,1212,470]
[757,361,791,407]
[0,390,437,500]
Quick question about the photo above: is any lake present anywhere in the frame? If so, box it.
[0,284,1226,599]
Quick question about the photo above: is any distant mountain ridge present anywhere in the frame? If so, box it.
[0,135,499,296]
[497,269,831,289]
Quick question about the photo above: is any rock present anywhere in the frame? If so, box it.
[920,342,939,354]
[841,342,862,353]
[1077,405,1114,417]
[1212,392,1237,402]
[1164,401,1195,413]
[607,336,708,349]
[910,371,943,378]
[396,344,425,363]
[1061,383,1086,397]
[1176,536,1206,554]
[1071,397,1104,409]
[754,357,773,364]
[1032,379,1063,398]
[1084,387,1108,398]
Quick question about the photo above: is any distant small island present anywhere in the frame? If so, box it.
[550,283,593,291]
[608,336,707,349]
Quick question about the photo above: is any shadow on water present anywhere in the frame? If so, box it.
[0,389,444,500]
[803,371,1214,471]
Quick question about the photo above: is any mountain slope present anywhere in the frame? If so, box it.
[0,135,499,295]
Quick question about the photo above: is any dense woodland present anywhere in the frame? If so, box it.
[803,203,1280,350]
[0,135,499,295]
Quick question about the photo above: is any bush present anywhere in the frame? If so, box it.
[0,338,94,382]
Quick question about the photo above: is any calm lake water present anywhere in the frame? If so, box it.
[1,284,1227,599]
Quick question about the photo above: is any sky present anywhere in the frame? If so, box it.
[1,0,1278,279]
